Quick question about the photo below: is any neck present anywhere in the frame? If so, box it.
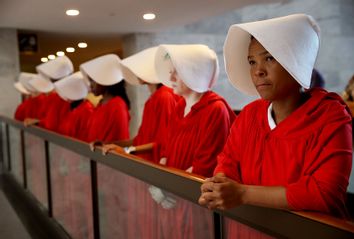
[271,91,304,124]
[183,91,204,116]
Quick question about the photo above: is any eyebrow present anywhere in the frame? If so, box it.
[248,51,269,59]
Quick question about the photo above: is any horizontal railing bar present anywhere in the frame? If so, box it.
[1,115,353,239]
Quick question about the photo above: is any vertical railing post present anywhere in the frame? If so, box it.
[90,160,100,239]
[5,124,11,171]
[213,212,224,239]
[20,130,27,189]
[0,123,4,168]
[44,140,53,217]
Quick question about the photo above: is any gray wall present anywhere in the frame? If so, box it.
[0,28,20,117]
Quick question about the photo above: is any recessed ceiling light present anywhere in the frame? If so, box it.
[66,47,75,53]
[66,9,80,16]
[56,51,65,56]
[143,13,156,20]
[41,57,48,63]
[48,54,56,60]
[78,42,87,48]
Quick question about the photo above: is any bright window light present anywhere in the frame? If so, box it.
[48,54,56,60]
[56,51,65,56]
[66,9,80,16]
[66,47,75,53]
[78,42,87,48]
[143,13,156,20]
[41,57,48,63]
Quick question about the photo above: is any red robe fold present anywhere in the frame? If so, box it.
[215,88,352,219]
[133,86,179,163]
[39,92,71,132]
[18,94,47,120]
[85,96,130,238]
[14,98,30,121]
[158,91,236,239]
[162,91,236,177]
[125,86,178,239]
[86,96,130,142]
[59,100,95,142]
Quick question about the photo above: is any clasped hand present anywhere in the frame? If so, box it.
[198,173,245,210]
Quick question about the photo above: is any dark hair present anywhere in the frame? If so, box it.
[70,99,83,110]
[310,69,325,88]
[106,80,131,109]
[156,83,163,89]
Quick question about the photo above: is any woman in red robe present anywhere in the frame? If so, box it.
[102,47,180,162]
[80,54,131,238]
[101,47,180,239]
[24,56,74,131]
[13,73,37,121]
[199,14,352,238]
[153,44,236,239]
[81,55,130,143]
[56,72,94,141]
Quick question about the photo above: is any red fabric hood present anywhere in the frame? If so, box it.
[259,88,352,138]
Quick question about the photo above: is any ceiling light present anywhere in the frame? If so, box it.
[56,51,65,56]
[66,47,75,53]
[143,13,156,20]
[48,54,56,60]
[66,9,80,16]
[78,42,87,48]
[41,57,48,63]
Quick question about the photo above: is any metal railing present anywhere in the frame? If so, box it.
[0,115,353,239]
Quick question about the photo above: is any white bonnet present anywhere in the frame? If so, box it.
[54,72,89,101]
[80,54,124,86]
[224,14,320,95]
[36,56,74,80]
[28,74,54,93]
[18,72,38,93]
[155,44,219,93]
[14,82,30,95]
[121,47,160,85]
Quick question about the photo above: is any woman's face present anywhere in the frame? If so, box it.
[248,38,300,101]
[169,69,192,96]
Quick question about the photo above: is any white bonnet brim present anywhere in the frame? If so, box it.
[28,74,54,93]
[36,56,74,80]
[80,54,124,86]
[155,44,219,93]
[14,82,30,95]
[224,14,320,95]
[121,47,160,85]
[54,72,89,101]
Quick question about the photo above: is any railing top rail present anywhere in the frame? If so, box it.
[1,115,353,238]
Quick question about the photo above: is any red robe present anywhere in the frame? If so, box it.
[86,96,130,238]
[86,96,130,142]
[158,91,236,239]
[133,86,179,163]
[215,88,352,219]
[14,98,30,121]
[125,86,179,239]
[39,92,71,132]
[162,91,236,177]
[59,100,95,142]
[18,94,47,120]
